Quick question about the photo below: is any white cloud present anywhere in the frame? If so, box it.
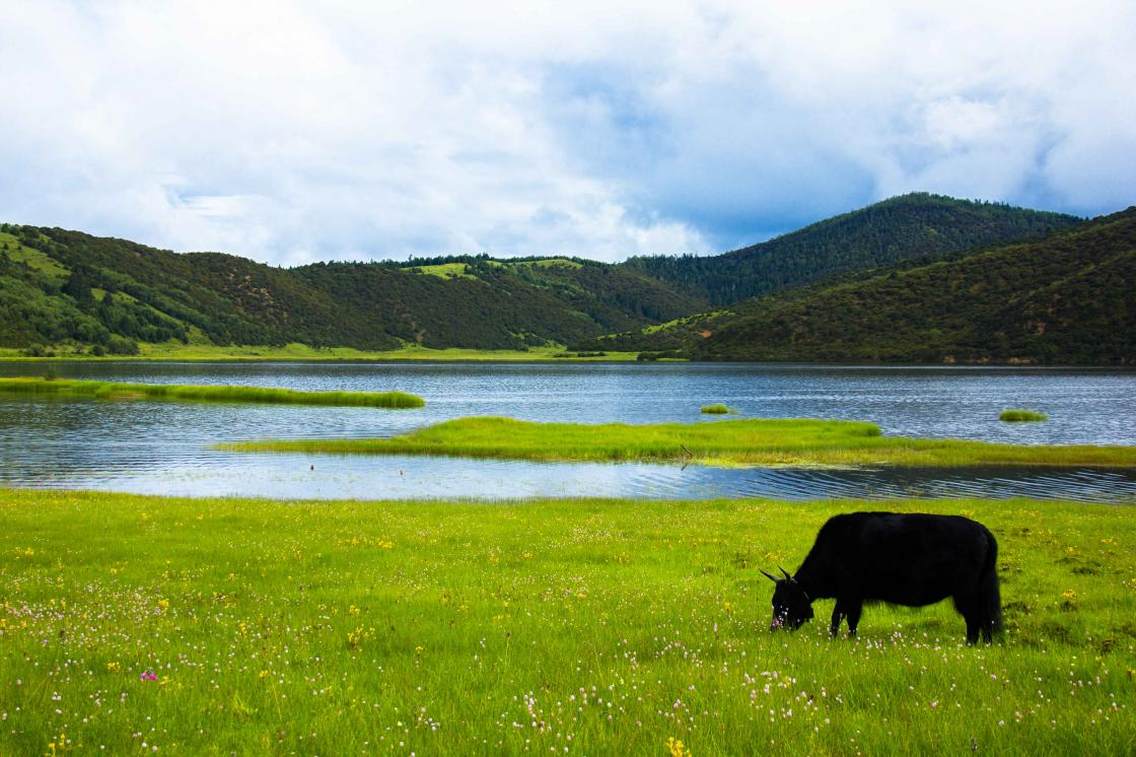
[0,0,1132,264]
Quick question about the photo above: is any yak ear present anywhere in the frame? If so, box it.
[780,566,793,581]
[760,569,779,583]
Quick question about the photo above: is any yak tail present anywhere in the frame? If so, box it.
[981,529,1002,636]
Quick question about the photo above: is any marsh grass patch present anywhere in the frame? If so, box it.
[0,377,424,409]
[1000,409,1048,422]
[700,403,732,414]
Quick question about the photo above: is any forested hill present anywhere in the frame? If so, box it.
[694,208,1136,365]
[621,194,1081,305]
[0,226,704,352]
[0,193,1114,361]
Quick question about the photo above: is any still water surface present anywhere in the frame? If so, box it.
[1,362,1134,502]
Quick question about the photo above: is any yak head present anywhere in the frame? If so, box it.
[762,567,814,631]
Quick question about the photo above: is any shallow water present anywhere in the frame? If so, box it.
[1,361,1134,502]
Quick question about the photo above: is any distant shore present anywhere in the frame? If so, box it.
[0,342,650,363]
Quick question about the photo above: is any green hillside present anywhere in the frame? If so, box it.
[621,193,1082,305]
[0,226,702,353]
[0,194,1120,363]
[694,208,1136,364]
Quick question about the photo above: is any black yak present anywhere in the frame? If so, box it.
[763,512,1001,644]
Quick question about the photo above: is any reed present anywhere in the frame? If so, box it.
[221,416,1136,467]
[1000,408,1048,422]
[0,377,424,409]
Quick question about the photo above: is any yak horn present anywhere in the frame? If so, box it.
[780,566,793,581]
[760,569,779,583]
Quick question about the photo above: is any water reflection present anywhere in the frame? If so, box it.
[6,452,1135,503]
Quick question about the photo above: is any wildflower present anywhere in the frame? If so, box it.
[666,736,690,757]
[46,728,69,755]
[140,670,158,682]
[157,599,170,611]
[106,661,121,673]
[347,626,373,649]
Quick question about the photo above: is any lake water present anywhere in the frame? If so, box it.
[1,361,1134,502]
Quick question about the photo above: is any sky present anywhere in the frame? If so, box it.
[1,1,1134,265]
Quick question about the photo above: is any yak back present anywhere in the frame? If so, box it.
[795,512,996,608]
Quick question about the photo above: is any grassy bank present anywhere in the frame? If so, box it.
[0,377,424,409]
[0,342,643,363]
[1,490,1133,754]
[222,416,1136,467]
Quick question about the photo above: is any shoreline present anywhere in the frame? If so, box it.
[0,343,648,363]
[3,355,1132,369]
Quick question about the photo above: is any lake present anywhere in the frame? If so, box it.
[1,361,1134,502]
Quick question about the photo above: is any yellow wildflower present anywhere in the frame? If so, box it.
[667,736,690,757]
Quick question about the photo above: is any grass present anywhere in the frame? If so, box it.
[404,262,478,280]
[0,377,424,409]
[642,310,729,335]
[1,489,1133,754]
[1001,409,1049,422]
[513,257,583,270]
[0,231,70,281]
[222,416,1136,468]
[0,342,644,363]
[701,403,732,414]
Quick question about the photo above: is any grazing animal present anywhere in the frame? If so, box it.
[763,512,1001,644]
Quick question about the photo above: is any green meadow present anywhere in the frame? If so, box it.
[0,490,1133,754]
[222,416,1136,468]
[0,377,424,409]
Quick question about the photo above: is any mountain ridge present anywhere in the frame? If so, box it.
[691,207,1136,364]
[620,193,1081,305]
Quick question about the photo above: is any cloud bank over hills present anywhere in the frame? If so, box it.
[2,0,1133,264]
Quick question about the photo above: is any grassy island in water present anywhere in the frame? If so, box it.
[222,416,1136,468]
[1000,409,1049,422]
[700,403,732,414]
[0,377,424,409]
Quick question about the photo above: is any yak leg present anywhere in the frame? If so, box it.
[845,600,863,637]
[965,617,980,645]
[955,593,981,645]
[829,604,845,637]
